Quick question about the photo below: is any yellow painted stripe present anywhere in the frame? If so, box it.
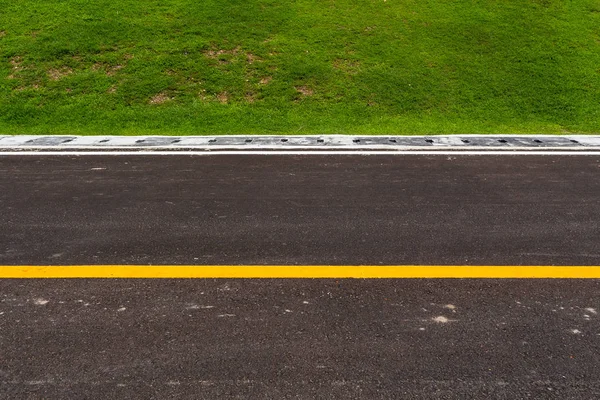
[0,265,600,278]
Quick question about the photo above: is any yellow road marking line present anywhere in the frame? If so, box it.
[1,265,600,278]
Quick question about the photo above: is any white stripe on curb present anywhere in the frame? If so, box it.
[1,150,600,156]
[1,134,599,150]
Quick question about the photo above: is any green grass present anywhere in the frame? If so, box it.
[1,0,599,135]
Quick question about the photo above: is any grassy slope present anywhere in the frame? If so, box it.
[1,0,599,135]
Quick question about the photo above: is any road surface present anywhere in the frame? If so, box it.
[1,153,599,398]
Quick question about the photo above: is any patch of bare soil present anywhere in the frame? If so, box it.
[259,76,273,85]
[7,56,23,79]
[48,67,73,81]
[295,86,314,96]
[14,84,40,92]
[107,65,123,76]
[216,91,229,104]
[245,92,256,103]
[149,92,172,104]
[109,65,123,76]
[205,47,264,66]
[246,53,262,64]
[204,47,241,59]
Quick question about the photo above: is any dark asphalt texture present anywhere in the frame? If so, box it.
[1,154,600,399]
[2,154,600,266]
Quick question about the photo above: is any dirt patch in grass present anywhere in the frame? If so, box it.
[295,86,314,96]
[107,65,123,76]
[0,31,6,38]
[48,67,73,81]
[7,56,23,79]
[246,53,262,64]
[149,92,172,104]
[245,92,256,103]
[14,84,39,92]
[216,91,229,104]
[259,76,272,85]
[204,47,264,66]
[204,47,241,59]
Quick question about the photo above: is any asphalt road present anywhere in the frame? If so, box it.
[1,153,600,398]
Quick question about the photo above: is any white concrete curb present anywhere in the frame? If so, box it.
[0,135,599,151]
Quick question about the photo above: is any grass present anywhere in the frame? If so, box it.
[1,0,599,135]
